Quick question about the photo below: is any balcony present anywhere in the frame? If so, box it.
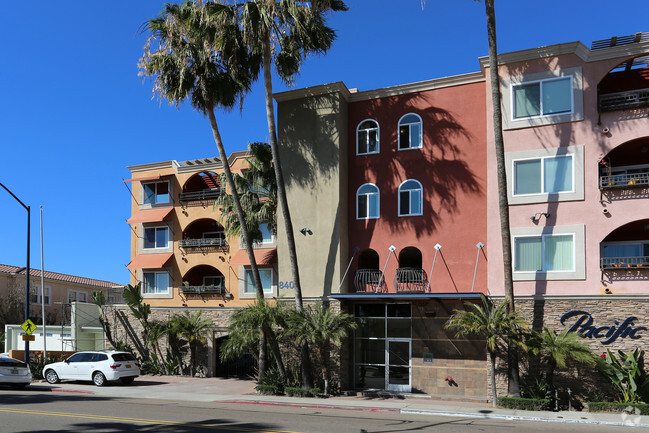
[394,267,428,293]
[180,218,228,254]
[179,237,227,249]
[180,283,226,294]
[599,88,649,113]
[600,172,649,190]
[178,188,226,203]
[353,269,385,293]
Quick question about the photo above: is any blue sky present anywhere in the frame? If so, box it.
[1,1,647,285]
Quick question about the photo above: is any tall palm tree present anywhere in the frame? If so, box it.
[139,1,266,301]
[285,303,356,394]
[215,141,277,243]
[446,296,527,407]
[528,327,595,390]
[91,291,117,349]
[170,311,215,376]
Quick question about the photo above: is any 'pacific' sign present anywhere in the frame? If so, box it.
[560,310,647,345]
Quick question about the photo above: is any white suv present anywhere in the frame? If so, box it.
[43,350,140,386]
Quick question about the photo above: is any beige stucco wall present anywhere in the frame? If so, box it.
[276,85,349,298]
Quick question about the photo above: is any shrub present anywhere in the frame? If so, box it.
[29,352,64,379]
[257,367,285,393]
[285,387,321,397]
[587,401,649,415]
[497,397,551,411]
[255,384,280,395]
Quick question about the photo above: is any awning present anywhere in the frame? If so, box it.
[126,253,172,270]
[123,175,160,183]
[127,207,173,224]
[230,248,277,266]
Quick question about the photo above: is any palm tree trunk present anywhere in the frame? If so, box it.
[261,33,313,389]
[489,350,498,407]
[484,0,520,397]
[264,325,285,379]
[207,108,265,301]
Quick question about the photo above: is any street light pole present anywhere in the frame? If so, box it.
[0,182,31,363]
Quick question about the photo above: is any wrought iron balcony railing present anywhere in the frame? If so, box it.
[394,267,428,293]
[601,256,649,270]
[599,88,649,112]
[353,269,385,293]
[180,284,225,294]
[178,238,227,248]
[178,188,226,202]
[600,172,649,190]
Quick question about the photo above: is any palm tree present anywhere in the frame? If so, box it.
[121,283,152,360]
[169,311,215,376]
[139,1,267,301]
[223,299,287,381]
[446,296,527,407]
[215,141,277,244]
[146,320,170,373]
[91,291,117,349]
[285,303,356,394]
[528,327,595,390]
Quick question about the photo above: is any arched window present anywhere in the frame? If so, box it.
[357,119,379,155]
[398,113,422,150]
[357,183,380,219]
[398,180,422,216]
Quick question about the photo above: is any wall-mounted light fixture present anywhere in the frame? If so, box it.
[299,227,313,236]
[530,212,550,222]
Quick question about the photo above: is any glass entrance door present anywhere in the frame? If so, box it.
[386,340,411,392]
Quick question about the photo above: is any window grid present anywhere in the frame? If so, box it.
[398,114,422,150]
[143,271,170,294]
[513,154,574,196]
[357,119,379,155]
[398,180,423,217]
[514,233,575,273]
[357,183,380,219]
[512,76,573,119]
[144,226,169,249]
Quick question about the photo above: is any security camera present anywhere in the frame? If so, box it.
[602,127,610,135]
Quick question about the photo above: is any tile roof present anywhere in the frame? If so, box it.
[0,264,123,289]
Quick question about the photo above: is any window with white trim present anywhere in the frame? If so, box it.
[30,286,51,305]
[514,234,575,272]
[513,155,573,196]
[244,268,273,294]
[143,181,170,205]
[513,76,572,119]
[398,114,422,150]
[68,290,88,303]
[143,226,169,249]
[143,271,170,294]
[357,183,379,219]
[398,179,422,216]
[357,120,379,155]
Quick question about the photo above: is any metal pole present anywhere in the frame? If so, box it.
[425,244,442,293]
[0,182,31,363]
[337,247,360,293]
[376,246,396,292]
[471,242,485,292]
[40,206,46,360]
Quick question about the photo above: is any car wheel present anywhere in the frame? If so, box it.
[45,369,60,384]
[120,377,135,385]
[92,371,106,387]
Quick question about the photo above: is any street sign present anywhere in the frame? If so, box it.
[22,335,35,341]
[20,319,37,335]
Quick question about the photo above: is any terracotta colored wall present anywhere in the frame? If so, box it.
[347,82,488,294]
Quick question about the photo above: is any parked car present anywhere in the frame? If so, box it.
[0,355,32,389]
[43,350,140,386]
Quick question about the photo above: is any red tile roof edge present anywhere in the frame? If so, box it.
[0,264,124,289]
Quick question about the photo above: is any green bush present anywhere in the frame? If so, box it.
[255,384,280,395]
[285,387,321,397]
[497,397,551,411]
[29,353,64,380]
[587,401,649,415]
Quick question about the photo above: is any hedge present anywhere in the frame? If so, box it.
[285,387,322,398]
[497,397,551,411]
[587,402,649,415]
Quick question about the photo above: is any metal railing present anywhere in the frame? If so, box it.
[178,238,227,248]
[601,256,649,270]
[394,267,428,293]
[599,172,649,190]
[178,188,226,202]
[353,269,385,293]
[599,88,649,112]
[180,284,225,294]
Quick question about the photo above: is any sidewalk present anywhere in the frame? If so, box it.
[31,375,649,428]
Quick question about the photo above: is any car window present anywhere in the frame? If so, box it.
[0,358,26,367]
[111,353,136,362]
[94,354,108,362]
[66,353,86,363]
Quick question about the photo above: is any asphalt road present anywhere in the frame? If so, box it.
[0,388,639,433]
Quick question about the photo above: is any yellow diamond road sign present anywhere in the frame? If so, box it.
[21,319,37,335]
